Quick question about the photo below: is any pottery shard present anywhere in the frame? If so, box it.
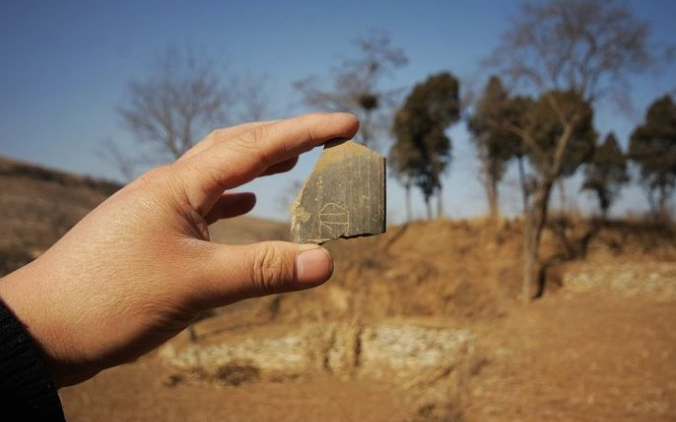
[290,139,386,244]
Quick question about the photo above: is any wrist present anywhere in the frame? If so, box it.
[0,283,66,420]
[0,264,94,387]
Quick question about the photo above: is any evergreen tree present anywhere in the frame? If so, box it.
[468,76,521,220]
[391,72,460,219]
[629,95,676,217]
[582,133,629,219]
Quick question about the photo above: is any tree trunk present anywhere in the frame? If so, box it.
[647,188,658,218]
[521,119,575,303]
[599,190,610,222]
[405,183,412,222]
[601,204,609,223]
[425,197,432,220]
[522,180,553,304]
[478,156,501,222]
[437,188,444,219]
[517,155,528,215]
[557,179,566,214]
[522,215,536,305]
[484,172,499,221]
[658,183,668,220]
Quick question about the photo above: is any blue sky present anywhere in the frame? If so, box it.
[1,0,675,222]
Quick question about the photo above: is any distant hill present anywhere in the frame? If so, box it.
[0,156,288,275]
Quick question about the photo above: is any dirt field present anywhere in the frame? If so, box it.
[466,294,676,422]
[56,292,675,422]
[2,156,676,422]
[61,361,408,422]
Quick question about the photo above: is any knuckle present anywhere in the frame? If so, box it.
[250,244,292,295]
[233,126,272,166]
[191,127,228,157]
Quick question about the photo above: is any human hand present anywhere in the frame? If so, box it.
[0,113,359,387]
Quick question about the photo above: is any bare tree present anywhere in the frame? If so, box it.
[506,91,596,301]
[490,0,667,106]
[119,47,231,161]
[487,0,670,302]
[105,47,269,180]
[294,30,408,148]
[231,72,271,122]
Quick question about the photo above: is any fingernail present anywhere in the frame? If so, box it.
[296,246,333,285]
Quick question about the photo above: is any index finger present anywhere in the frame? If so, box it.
[177,119,279,163]
[177,112,359,214]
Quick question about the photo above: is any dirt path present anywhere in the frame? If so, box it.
[465,294,676,422]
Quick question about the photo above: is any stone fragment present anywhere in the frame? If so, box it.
[290,139,386,244]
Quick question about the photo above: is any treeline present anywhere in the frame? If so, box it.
[390,70,675,225]
[384,0,675,301]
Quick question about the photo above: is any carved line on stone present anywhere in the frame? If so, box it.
[318,202,349,239]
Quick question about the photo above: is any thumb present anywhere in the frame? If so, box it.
[194,241,333,308]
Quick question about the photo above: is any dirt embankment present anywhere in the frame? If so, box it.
[152,216,676,422]
[240,216,676,327]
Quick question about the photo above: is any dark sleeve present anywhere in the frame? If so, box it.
[0,299,66,422]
